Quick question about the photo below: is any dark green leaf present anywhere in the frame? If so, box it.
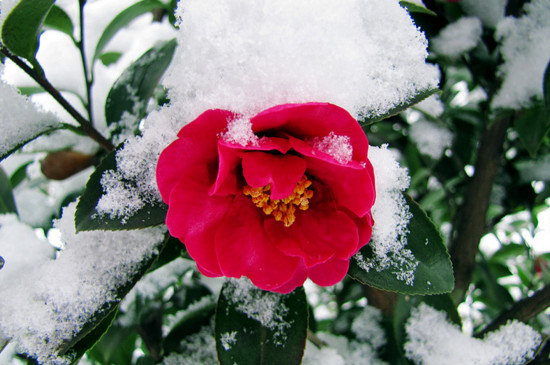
[348,194,454,295]
[64,308,119,365]
[105,38,177,136]
[514,103,550,157]
[1,0,54,68]
[543,58,550,111]
[399,1,437,16]
[74,145,167,232]
[215,282,308,365]
[99,51,122,66]
[0,167,17,215]
[93,0,166,63]
[43,5,74,40]
[360,88,439,125]
[87,322,137,365]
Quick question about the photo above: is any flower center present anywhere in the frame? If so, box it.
[243,175,314,227]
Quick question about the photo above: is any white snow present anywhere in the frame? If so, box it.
[221,117,259,147]
[409,120,453,159]
[0,203,165,364]
[415,94,444,117]
[0,214,54,291]
[431,17,483,59]
[0,65,60,160]
[162,326,217,365]
[304,332,388,365]
[355,145,417,285]
[220,331,238,351]
[310,132,353,165]
[351,306,386,349]
[405,303,542,365]
[460,0,507,28]
[492,0,550,110]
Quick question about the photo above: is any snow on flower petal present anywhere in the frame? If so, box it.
[156,103,376,293]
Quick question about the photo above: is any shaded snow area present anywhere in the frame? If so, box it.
[409,119,453,159]
[162,326,218,365]
[431,17,482,59]
[0,203,165,364]
[492,0,550,110]
[0,64,60,159]
[460,0,507,28]
[405,303,542,365]
[355,145,417,285]
[95,0,439,221]
[303,306,388,365]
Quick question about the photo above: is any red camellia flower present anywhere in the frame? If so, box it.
[156,103,375,293]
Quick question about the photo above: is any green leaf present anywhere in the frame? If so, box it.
[99,51,122,66]
[43,5,74,41]
[93,0,166,63]
[0,167,17,215]
[514,155,550,183]
[543,58,550,111]
[215,282,308,365]
[87,322,137,365]
[514,103,550,157]
[1,0,54,68]
[74,145,167,232]
[360,88,440,125]
[105,38,177,136]
[348,194,454,295]
[64,308,119,365]
[399,1,437,16]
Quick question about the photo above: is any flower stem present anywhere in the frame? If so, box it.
[77,0,95,126]
[0,46,114,152]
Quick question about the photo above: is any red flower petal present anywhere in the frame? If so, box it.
[264,183,359,267]
[215,194,302,291]
[289,136,376,218]
[165,176,232,276]
[209,137,293,196]
[157,109,234,203]
[307,258,350,287]
[242,152,307,200]
[250,103,369,162]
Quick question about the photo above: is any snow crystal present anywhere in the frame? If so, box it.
[460,0,507,28]
[221,117,259,146]
[224,278,290,345]
[310,132,353,165]
[0,214,54,291]
[409,120,453,159]
[166,0,439,121]
[350,306,386,349]
[355,145,417,284]
[0,66,60,160]
[492,0,550,110]
[220,331,238,351]
[0,203,165,364]
[163,326,217,365]
[431,17,483,59]
[405,303,542,365]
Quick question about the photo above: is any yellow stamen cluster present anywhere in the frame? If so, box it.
[243,175,314,227]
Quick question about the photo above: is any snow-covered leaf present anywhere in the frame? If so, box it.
[215,281,308,365]
[348,195,454,295]
[75,146,167,232]
[43,5,74,41]
[105,38,176,141]
[1,0,54,69]
[92,0,167,64]
[360,88,440,125]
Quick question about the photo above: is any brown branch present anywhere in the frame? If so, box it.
[475,284,550,338]
[449,116,511,303]
[362,285,398,318]
[0,46,114,152]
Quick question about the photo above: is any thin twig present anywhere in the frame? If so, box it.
[307,329,327,349]
[0,46,114,152]
[77,0,94,125]
[475,284,550,338]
